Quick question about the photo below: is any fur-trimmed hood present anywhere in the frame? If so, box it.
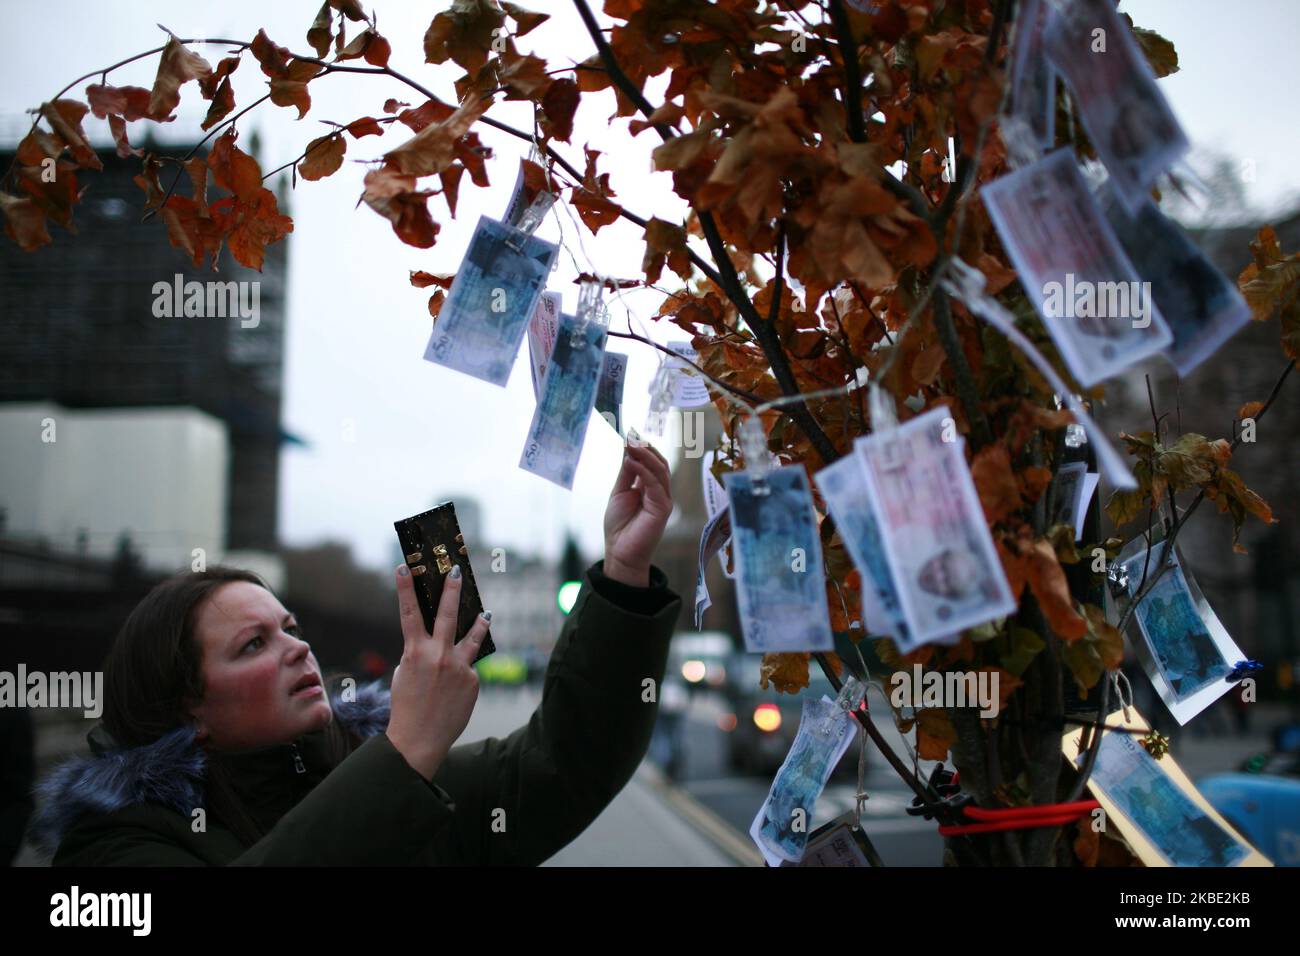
[29,680,392,854]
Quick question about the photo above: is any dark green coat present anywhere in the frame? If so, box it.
[33,562,680,865]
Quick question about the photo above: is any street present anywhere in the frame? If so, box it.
[464,683,948,866]
[673,690,946,866]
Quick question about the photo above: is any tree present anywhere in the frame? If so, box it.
[5,0,1298,866]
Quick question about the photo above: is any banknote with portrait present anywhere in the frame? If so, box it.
[1043,0,1189,211]
[1099,184,1251,376]
[1008,0,1056,153]
[526,291,562,398]
[982,148,1173,386]
[815,451,914,648]
[856,406,1016,645]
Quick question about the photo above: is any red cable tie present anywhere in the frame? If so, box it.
[935,800,1100,836]
[939,813,1087,836]
[962,799,1099,822]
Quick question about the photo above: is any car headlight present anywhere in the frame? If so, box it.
[753,703,781,733]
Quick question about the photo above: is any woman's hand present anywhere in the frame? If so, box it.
[603,440,673,588]
[385,564,489,782]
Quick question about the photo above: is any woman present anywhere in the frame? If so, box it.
[32,442,680,865]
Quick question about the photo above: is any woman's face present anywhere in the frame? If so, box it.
[187,581,332,751]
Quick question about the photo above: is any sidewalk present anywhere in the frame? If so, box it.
[467,686,748,867]
[544,763,743,866]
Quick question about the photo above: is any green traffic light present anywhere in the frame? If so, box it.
[557,580,582,614]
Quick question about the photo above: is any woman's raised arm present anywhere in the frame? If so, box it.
[429,441,681,865]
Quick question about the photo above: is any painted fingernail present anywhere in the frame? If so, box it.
[480,610,492,622]
[398,565,410,577]
[449,565,462,580]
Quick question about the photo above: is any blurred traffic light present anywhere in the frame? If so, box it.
[558,535,584,614]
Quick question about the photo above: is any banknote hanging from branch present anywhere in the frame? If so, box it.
[10,0,1298,868]
[1062,707,1269,868]
[1111,536,1247,726]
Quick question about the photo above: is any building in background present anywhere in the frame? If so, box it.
[0,138,291,675]
[0,138,291,564]
[0,403,228,575]
[476,553,566,653]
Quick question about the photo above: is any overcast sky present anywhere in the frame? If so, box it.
[3,0,1297,571]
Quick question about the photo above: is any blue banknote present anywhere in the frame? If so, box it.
[1087,731,1249,867]
[519,311,607,489]
[1120,540,1237,722]
[594,350,626,435]
[814,452,916,648]
[424,215,559,387]
[750,696,857,866]
[1101,187,1250,376]
[723,464,834,653]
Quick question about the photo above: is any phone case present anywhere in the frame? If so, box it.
[393,502,495,662]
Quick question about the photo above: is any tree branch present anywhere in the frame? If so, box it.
[1065,668,1109,802]
[1116,359,1295,634]
[70,32,721,291]
[570,0,840,464]
[2,37,249,193]
[1093,360,1293,818]
[933,290,994,449]
[245,48,734,288]
[826,0,866,143]
[261,125,343,182]
[933,0,1012,240]
[475,115,724,287]
[143,92,271,221]
[813,653,951,812]
[827,294,868,427]
[826,0,933,224]
[570,0,666,133]
[1022,601,1066,866]
[769,221,786,326]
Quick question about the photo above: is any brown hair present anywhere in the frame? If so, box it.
[101,566,352,845]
